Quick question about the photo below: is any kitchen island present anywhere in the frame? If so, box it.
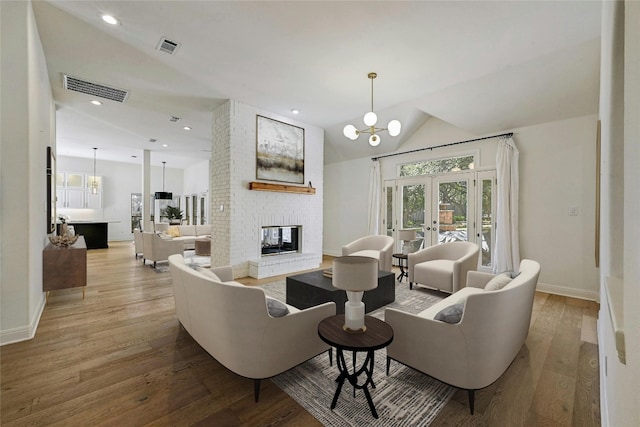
[58,221,111,249]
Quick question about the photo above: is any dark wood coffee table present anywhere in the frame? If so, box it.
[318,315,393,419]
[286,269,395,314]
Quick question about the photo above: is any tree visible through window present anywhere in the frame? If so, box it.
[399,155,474,177]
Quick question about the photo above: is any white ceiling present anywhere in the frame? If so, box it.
[32,0,601,168]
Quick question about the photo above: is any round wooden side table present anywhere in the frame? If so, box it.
[318,314,393,419]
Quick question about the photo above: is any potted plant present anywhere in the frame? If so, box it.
[163,206,183,225]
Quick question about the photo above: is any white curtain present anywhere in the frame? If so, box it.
[494,136,520,273]
[368,160,381,235]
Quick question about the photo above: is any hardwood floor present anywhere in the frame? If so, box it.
[1,242,600,426]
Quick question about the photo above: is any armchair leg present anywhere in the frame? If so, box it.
[467,389,475,414]
[153,261,157,268]
[409,281,413,290]
[254,379,261,402]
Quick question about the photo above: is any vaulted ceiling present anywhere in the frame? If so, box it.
[32,1,601,168]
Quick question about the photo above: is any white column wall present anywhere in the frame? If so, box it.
[211,100,324,277]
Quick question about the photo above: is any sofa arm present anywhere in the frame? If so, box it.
[385,307,469,388]
[258,302,337,378]
[466,271,496,288]
[210,266,234,282]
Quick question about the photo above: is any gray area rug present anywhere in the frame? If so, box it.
[261,279,455,426]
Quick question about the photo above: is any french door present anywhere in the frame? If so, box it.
[384,171,495,271]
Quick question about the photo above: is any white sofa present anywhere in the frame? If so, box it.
[342,235,394,272]
[161,224,212,250]
[168,254,336,402]
[385,259,541,414]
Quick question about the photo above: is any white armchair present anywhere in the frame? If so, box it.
[385,259,541,414]
[142,232,184,268]
[133,228,143,259]
[342,235,394,272]
[408,241,480,293]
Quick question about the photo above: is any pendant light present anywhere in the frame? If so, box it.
[90,147,99,194]
[343,72,401,146]
[154,161,173,200]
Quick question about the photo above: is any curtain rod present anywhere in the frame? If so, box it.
[371,132,514,161]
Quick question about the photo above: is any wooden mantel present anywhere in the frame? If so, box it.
[249,181,316,195]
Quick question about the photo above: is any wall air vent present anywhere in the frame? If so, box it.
[62,74,129,103]
[157,37,180,55]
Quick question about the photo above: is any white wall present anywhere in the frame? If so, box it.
[324,114,599,300]
[183,159,209,195]
[0,1,52,344]
[57,156,183,241]
[211,100,324,277]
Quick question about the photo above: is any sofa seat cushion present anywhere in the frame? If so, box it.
[418,287,484,320]
[414,259,454,285]
[349,250,381,261]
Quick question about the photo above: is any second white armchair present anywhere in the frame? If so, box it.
[408,241,480,293]
[342,235,394,272]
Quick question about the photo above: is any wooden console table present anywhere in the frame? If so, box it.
[43,235,87,298]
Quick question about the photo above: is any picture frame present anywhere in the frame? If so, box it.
[46,146,56,234]
[256,115,305,184]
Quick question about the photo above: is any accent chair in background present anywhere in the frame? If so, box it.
[408,241,480,293]
[342,235,394,272]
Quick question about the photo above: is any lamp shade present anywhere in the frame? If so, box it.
[398,229,416,242]
[369,134,380,147]
[332,256,378,292]
[343,124,358,140]
[154,191,173,200]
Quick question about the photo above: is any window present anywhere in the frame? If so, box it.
[399,155,475,177]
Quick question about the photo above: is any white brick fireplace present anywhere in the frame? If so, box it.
[210,100,324,278]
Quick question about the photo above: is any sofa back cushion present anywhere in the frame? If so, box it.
[179,225,196,236]
[196,224,212,236]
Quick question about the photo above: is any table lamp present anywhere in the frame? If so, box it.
[332,256,379,333]
[398,229,416,255]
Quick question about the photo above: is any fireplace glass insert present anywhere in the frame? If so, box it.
[261,226,300,256]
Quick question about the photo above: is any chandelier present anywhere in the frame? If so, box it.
[343,72,401,146]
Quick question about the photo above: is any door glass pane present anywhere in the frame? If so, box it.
[401,183,425,251]
[438,181,468,243]
[385,186,393,238]
[399,155,475,177]
[131,193,142,232]
[481,178,493,268]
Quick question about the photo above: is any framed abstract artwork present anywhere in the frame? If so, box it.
[256,115,304,184]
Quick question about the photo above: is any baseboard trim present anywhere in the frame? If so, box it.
[0,292,46,346]
[536,281,599,302]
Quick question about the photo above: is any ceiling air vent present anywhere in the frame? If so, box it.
[62,74,129,103]
[157,37,180,55]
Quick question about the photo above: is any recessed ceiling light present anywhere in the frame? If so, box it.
[291,109,300,115]
[162,144,168,147]
[101,14,120,25]
[183,126,191,131]
[90,100,102,106]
